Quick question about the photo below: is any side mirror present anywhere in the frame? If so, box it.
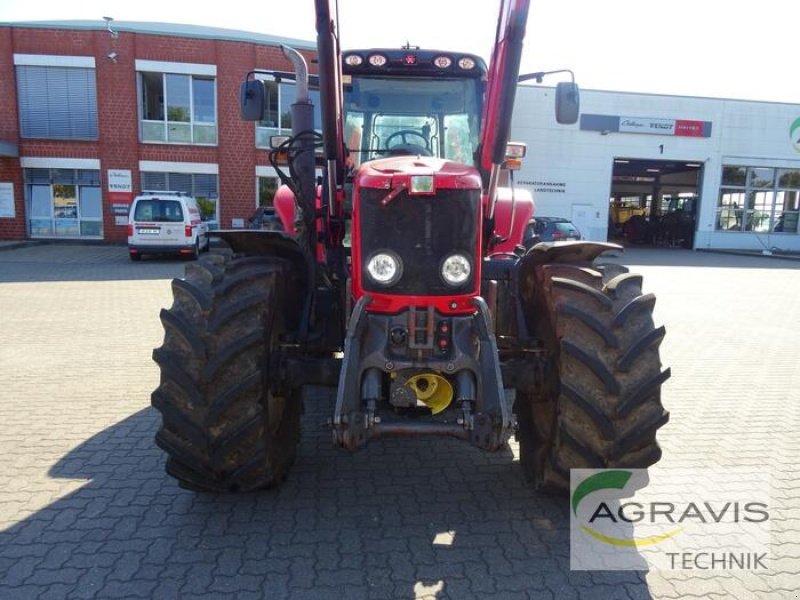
[555,81,580,125]
[240,80,265,121]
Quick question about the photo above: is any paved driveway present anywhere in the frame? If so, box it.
[0,244,798,599]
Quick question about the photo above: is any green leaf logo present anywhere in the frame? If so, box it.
[792,118,800,153]
[572,470,632,516]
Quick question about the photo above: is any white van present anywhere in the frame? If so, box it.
[127,191,210,261]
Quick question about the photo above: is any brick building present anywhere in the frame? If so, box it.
[0,20,317,242]
[3,20,799,252]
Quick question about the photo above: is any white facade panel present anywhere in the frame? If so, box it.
[20,157,101,169]
[134,60,216,77]
[511,87,800,251]
[13,54,96,68]
[139,161,219,174]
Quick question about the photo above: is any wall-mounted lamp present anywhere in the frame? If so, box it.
[103,16,119,39]
[107,51,118,63]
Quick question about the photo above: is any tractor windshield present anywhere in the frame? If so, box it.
[343,76,482,169]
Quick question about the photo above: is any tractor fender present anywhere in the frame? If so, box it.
[520,240,622,267]
[512,241,623,342]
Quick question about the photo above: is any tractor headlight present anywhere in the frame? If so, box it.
[441,253,471,286]
[366,251,402,286]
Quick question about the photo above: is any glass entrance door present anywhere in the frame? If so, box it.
[53,184,79,237]
[25,169,104,239]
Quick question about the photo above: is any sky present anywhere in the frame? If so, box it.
[1,0,798,104]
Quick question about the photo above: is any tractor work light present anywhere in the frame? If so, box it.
[504,142,527,159]
[457,57,476,70]
[368,54,388,67]
[441,254,471,286]
[433,55,452,69]
[344,54,363,66]
[366,251,402,286]
[269,135,291,149]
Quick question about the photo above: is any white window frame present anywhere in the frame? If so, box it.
[256,165,280,208]
[255,165,323,208]
[254,75,322,149]
[21,159,104,240]
[717,163,800,234]
[139,161,218,175]
[14,54,96,68]
[255,74,288,149]
[136,61,218,146]
[140,162,220,225]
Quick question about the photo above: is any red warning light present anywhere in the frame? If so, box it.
[403,55,417,65]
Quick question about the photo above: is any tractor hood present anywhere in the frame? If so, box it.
[355,156,483,193]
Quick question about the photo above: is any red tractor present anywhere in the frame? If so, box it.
[151,0,670,493]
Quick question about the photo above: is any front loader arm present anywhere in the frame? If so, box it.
[479,0,530,218]
[315,0,347,192]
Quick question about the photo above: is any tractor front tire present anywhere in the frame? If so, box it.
[152,253,301,492]
[516,261,670,494]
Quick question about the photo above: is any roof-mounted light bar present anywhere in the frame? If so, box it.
[344,54,363,66]
[457,57,476,70]
[340,49,487,77]
[433,55,452,69]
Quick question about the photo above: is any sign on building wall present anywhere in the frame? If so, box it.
[791,118,800,153]
[108,170,133,227]
[107,169,133,203]
[0,183,15,218]
[517,179,568,194]
[581,114,712,138]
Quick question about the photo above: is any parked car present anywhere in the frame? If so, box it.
[127,191,210,261]
[523,216,582,248]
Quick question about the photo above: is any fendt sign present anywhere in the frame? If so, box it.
[580,114,713,137]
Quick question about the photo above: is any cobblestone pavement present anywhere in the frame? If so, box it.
[0,245,798,599]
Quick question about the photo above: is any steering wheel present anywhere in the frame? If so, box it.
[384,130,432,156]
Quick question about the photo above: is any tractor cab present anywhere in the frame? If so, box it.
[340,49,486,169]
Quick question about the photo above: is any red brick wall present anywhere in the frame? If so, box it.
[0,27,20,142]
[0,24,318,242]
[96,31,139,240]
[217,40,257,224]
[0,27,22,239]
[0,160,25,239]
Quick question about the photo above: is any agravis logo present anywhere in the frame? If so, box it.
[570,468,772,571]
[572,470,683,548]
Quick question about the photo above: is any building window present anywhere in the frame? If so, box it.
[716,165,799,234]
[258,175,279,208]
[139,72,217,145]
[249,175,284,230]
[16,65,98,140]
[141,171,219,225]
[775,169,800,234]
[24,168,103,238]
[256,80,321,148]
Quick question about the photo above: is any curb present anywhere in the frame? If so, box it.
[696,248,800,263]
[0,241,41,252]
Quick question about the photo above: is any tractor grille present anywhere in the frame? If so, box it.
[359,187,479,295]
